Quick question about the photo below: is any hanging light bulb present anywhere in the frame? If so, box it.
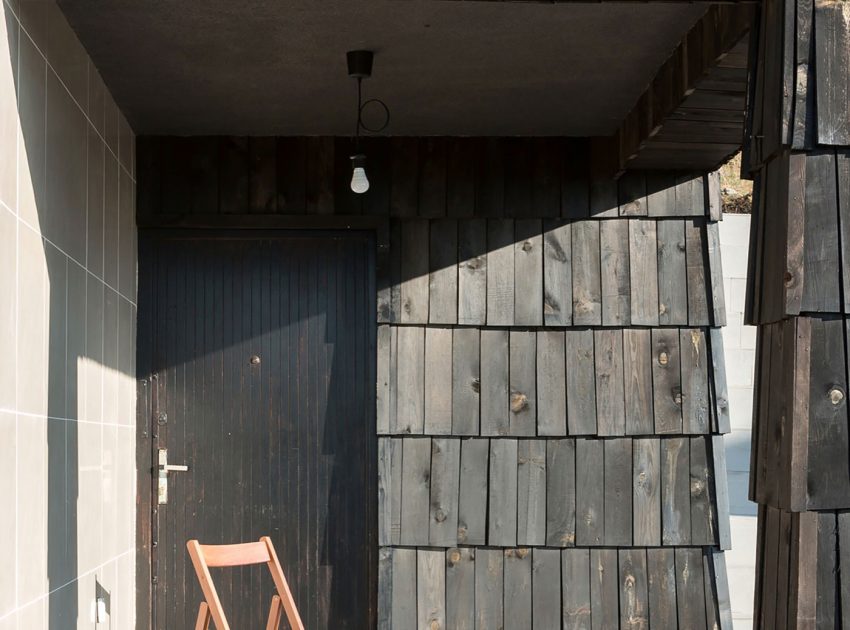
[350,153,369,194]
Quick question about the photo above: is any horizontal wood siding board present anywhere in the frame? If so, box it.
[487,219,515,325]
[488,438,518,546]
[595,329,626,436]
[619,549,649,630]
[537,330,567,436]
[601,219,631,326]
[543,219,573,326]
[629,219,660,326]
[509,330,537,436]
[429,437,461,547]
[590,548,620,630]
[400,437,431,545]
[424,327,453,435]
[563,549,592,629]
[475,549,504,629]
[446,548,475,630]
[457,438,488,545]
[517,440,547,546]
[480,329,510,437]
[657,219,689,326]
[576,438,604,546]
[458,219,487,325]
[604,438,633,546]
[515,219,544,325]
[547,439,577,547]
[452,327,481,436]
[662,437,691,545]
[504,549,532,630]
[428,218,458,324]
[572,221,602,325]
[532,549,562,630]
[806,315,850,509]
[567,329,598,435]
[652,328,684,434]
[633,438,662,547]
[647,548,678,629]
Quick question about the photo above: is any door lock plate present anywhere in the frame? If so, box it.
[157,448,189,505]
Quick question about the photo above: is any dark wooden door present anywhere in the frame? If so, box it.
[137,230,376,629]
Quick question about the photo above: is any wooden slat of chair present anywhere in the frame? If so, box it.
[195,602,211,630]
[187,538,305,630]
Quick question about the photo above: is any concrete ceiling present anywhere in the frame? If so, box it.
[57,0,709,136]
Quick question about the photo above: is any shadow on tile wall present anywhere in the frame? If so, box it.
[1,0,136,627]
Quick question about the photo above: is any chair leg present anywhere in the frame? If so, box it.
[266,595,283,630]
[195,602,212,630]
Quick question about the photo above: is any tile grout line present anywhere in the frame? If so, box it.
[0,548,135,623]
[5,207,137,307]
[15,12,135,183]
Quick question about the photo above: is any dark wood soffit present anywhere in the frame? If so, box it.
[593,3,756,178]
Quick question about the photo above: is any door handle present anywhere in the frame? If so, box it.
[157,449,189,505]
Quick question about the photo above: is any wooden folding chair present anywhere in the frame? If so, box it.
[187,536,305,630]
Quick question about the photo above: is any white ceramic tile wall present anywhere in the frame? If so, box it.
[0,0,136,627]
[718,213,757,629]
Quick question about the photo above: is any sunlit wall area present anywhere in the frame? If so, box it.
[0,0,137,627]
[718,213,757,629]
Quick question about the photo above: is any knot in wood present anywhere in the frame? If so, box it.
[516,548,529,559]
[434,508,447,523]
[677,242,686,252]
[658,351,669,366]
[624,201,641,214]
[505,549,515,558]
[522,240,533,253]
[673,391,683,405]
[547,241,568,263]
[457,525,467,541]
[718,397,728,409]
[466,256,483,271]
[511,392,529,413]
[471,377,481,393]
[691,479,704,495]
[429,620,441,630]
[637,471,647,485]
[449,550,461,564]
[784,271,795,285]
[403,299,412,314]
[830,387,845,405]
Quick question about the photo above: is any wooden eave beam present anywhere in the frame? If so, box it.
[603,3,756,176]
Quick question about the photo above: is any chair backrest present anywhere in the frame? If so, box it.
[187,536,305,630]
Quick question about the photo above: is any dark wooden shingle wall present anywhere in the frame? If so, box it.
[137,136,734,629]
[744,0,850,626]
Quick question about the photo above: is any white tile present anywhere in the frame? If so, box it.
[725,349,755,388]
[723,316,742,350]
[15,413,46,604]
[16,224,47,416]
[727,470,758,517]
[728,277,748,316]
[0,412,16,617]
[0,207,16,409]
[728,386,755,431]
[724,430,752,473]
[101,424,117,561]
[77,420,101,575]
[0,10,18,215]
[740,324,756,351]
[719,214,752,248]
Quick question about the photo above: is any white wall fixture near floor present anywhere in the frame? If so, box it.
[718,213,757,629]
[0,0,137,627]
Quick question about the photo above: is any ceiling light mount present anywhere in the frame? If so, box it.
[347,50,374,79]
